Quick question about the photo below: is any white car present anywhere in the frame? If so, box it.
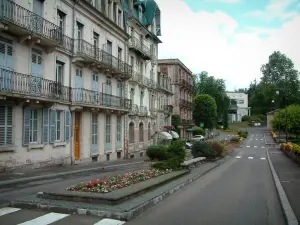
[192,135,205,142]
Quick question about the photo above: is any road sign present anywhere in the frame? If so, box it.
[200,123,204,128]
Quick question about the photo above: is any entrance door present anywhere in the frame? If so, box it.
[32,0,43,35]
[0,39,13,91]
[75,68,83,102]
[74,112,81,160]
[31,50,42,95]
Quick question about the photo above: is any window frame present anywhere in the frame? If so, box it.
[0,105,13,147]
[105,114,111,144]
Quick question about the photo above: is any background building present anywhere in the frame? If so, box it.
[226,92,251,122]
[158,59,194,139]
[123,0,173,158]
[0,0,132,170]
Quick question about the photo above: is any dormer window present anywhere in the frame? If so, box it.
[139,5,143,22]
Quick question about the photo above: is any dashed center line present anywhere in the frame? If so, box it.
[260,157,266,160]
[254,146,257,148]
[262,146,265,148]
[261,139,263,140]
[248,157,254,159]
[247,146,250,148]
[236,156,241,159]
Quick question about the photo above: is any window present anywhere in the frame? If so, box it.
[56,61,64,84]
[117,116,121,143]
[106,40,112,54]
[0,37,14,70]
[129,122,134,143]
[148,122,151,140]
[0,105,12,146]
[57,10,66,33]
[93,32,99,49]
[55,111,61,141]
[113,2,117,22]
[108,2,111,19]
[140,91,144,106]
[30,109,38,143]
[139,6,143,22]
[130,56,134,67]
[118,9,122,26]
[105,115,111,144]
[139,122,144,142]
[91,113,98,146]
[118,47,122,60]
[76,22,83,39]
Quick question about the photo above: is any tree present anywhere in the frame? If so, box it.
[194,71,228,126]
[193,94,217,129]
[260,51,300,108]
[272,105,300,137]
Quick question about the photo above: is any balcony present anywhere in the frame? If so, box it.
[71,88,131,111]
[0,0,64,49]
[130,71,154,88]
[149,107,158,117]
[0,68,70,103]
[162,105,173,115]
[157,82,173,94]
[181,79,193,91]
[139,106,148,117]
[129,104,139,116]
[73,39,132,81]
[179,99,193,109]
[181,119,194,126]
[128,36,151,60]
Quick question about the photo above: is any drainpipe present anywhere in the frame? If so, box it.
[69,0,78,165]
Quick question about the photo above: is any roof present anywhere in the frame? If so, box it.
[158,59,193,75]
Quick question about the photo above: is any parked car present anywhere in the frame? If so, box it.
[192,135,205,142]
[185,142,193,149]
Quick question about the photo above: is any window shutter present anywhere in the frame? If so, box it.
[23,108,31,146]
[65,110,70,142]
[50,109,56,143]
[43,108,49,144]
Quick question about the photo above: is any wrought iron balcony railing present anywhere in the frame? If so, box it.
[0,68,70,102]
[163,105,173,114]
[149,107,158,117]
[129,104,139,116]
[0,0,63,44]
[139,106,148,117]
[71,88,131,110]
[73,39,132,79]
[128,36,151,60]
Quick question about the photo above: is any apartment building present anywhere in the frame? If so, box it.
[0,0,132,170]
[226,92,250,122]
[158,59,194,139]
[123,0,173,158]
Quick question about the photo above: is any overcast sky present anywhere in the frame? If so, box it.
[155,0,300,91]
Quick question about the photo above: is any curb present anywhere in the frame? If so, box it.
[0,161,145,189]
[10,150,238,221]
[264,133,277,146]
[266,148,298,225]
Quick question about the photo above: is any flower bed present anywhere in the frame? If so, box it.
[280,142,300,163]
[66,169,172,194]
[271,131,277,139]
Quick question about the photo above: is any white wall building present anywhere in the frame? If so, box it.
[226,92,251,122]
[123,0,172,158]
[0,0,133,171]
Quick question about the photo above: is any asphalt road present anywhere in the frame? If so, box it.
[126,128,286,225]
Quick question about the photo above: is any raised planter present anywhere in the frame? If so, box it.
[37,170,189,205]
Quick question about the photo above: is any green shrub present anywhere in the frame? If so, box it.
[152,157,182,170]
[146,145,168,160]
[241,115,250,122]
[191,142,217,159]
[167,140,185,162]
[193,126,204,135]
[209,141,225,157]
[238,130,248,138]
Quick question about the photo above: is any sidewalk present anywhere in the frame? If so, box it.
[269,147,300,222]
[0,157,147,185]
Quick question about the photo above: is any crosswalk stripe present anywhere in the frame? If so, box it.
[248,157,253,159]
[236,156,241,159]
[254,146,257,148]
[261,157,266,160]
[0,207,21,216]
[94,218,126,225]
[17,212,69,225]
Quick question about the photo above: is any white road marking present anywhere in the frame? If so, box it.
[247,146,250,147]
[261,157,266,160]
[255,139,258,140]
[248,157,254,159]
[0,207,21,216]
[94,218,126,225]
[17,212,70,225]
[261,146,265,148]
[236,156,241,159]
[261,139,263,140]
[254,146,257,148]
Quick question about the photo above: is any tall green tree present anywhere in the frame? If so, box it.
[193,94,217,129]
[194,71,228,125]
